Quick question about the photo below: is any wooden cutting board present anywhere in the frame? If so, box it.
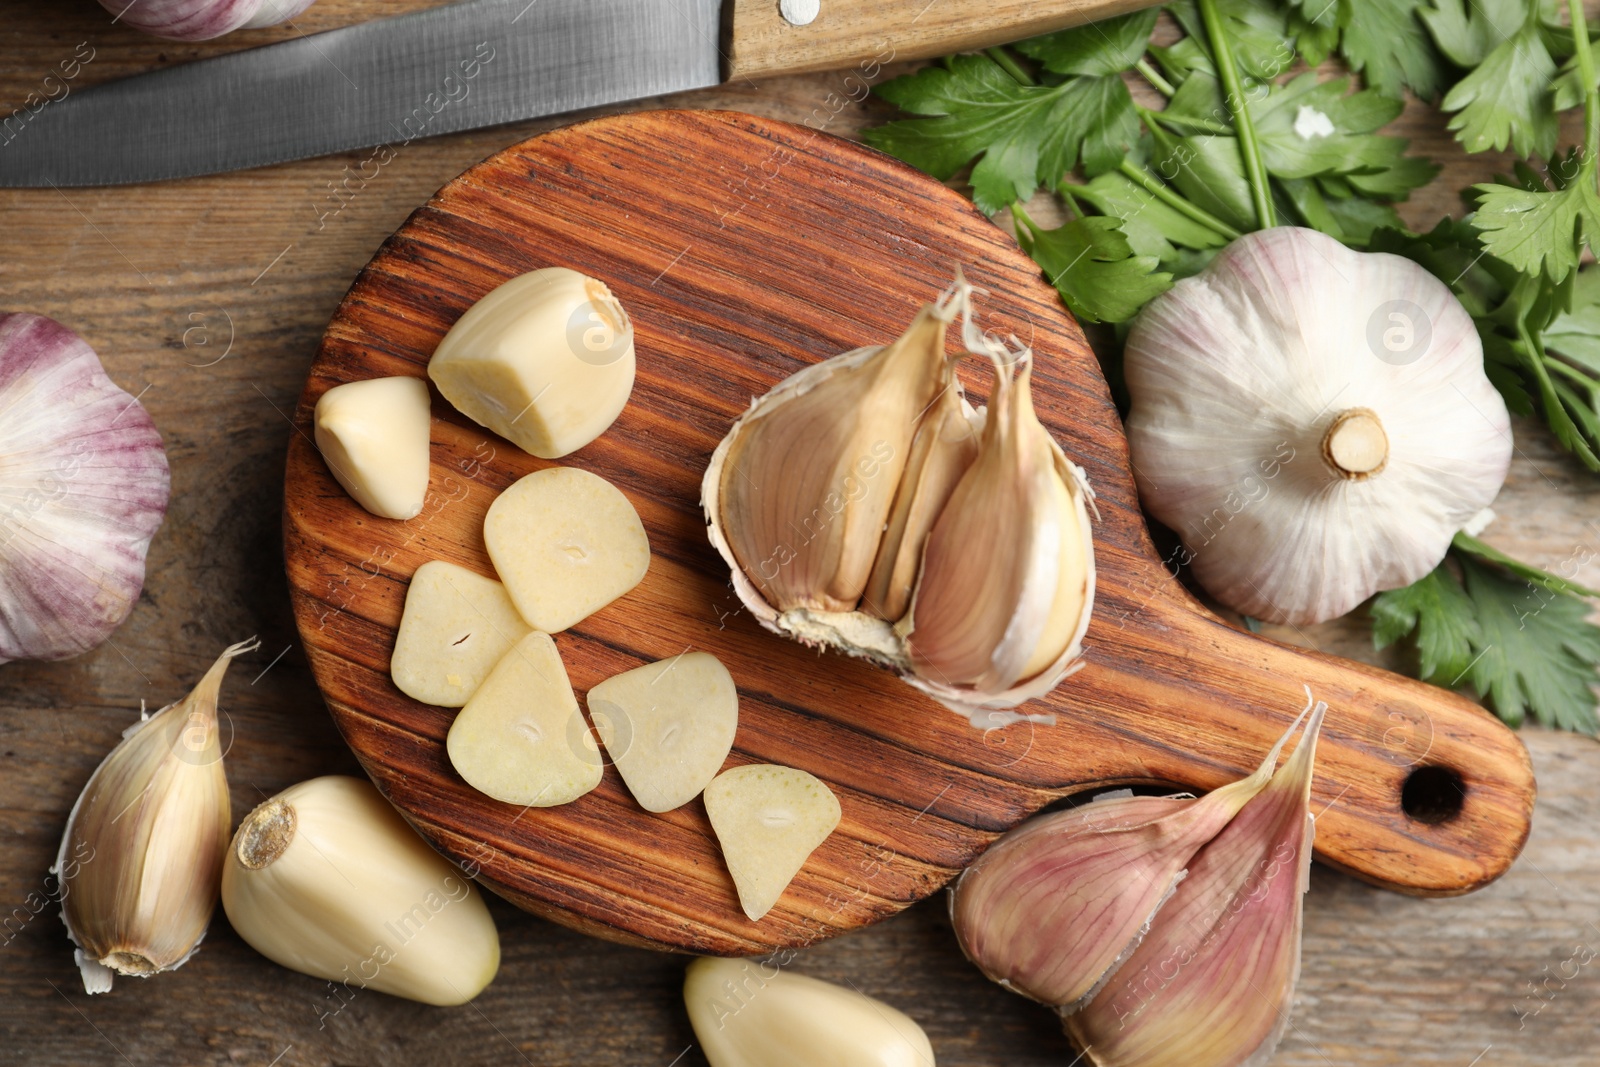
[284,109,1536,956]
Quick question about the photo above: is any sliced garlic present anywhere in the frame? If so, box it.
[484,466,650,633]
[684,957,936,1067]
[0,312,170,664]
[951,701,1312,1009]
[704,764,841,921]
[587,652,739,813]
[447,631,601,807]
[221,776,500,1006]
[1125,226,1511,624]
[1066,702,1326,1066]
[390,560,532,707]
[313,376,432,520]
[429,267,635,459]
[57,638,257,992]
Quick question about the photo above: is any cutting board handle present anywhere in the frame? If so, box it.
[724,0,1160,80]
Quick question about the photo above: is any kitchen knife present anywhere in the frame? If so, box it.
[0,0,1152,187]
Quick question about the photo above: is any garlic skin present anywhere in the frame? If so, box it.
[221,776,500,1006]
[97,0,317,41]
[0,313,169,664]
[56,639,257,993]
[1124,227,1511,625]
[684,957,936,1067]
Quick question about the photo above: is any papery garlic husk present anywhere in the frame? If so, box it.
[684,956,936,1067]
[950,699,1313,1010]
[221,775,500,1006]
[903,333,1095,709]
[0,313,170,664]
[702,275,1096,715]
[97,0,317,41]
[56,638,258,993]
[1124,227,1511,625]
[1064,701,1327,1067]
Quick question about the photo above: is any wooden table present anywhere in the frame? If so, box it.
[2,3,1599,1064]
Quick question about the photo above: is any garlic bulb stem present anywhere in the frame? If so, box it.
[1321,407,1388,479]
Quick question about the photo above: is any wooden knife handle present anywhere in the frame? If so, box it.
[724,0,1161,80]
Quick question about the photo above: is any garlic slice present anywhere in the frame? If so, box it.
[685,957,936,1067]
[221,776,500,1006]
[390,560,531,707]
[57,638,257,992]
[704,765,841,921]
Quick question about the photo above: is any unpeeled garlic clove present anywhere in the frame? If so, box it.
[57,638,258,992]
[1065,702,1327,1067]
[684,957,936,1067]
[950,703,1311,1010]
[97,0,317,40]
[221,775,500,1006]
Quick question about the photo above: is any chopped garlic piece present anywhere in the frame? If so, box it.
[484,467,650,633]
[313,376,431,520]
[446,631,601,807]
[587,652,738,813]
[1293,105,1334,140]
[704,764,841,921]
[391,561,531,707]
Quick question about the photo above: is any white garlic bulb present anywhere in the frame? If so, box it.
[1124,227,1511,625]
[98,0,317,41]
[0,313,170,663]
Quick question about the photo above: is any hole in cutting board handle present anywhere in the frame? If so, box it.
[1400,765,1467,824]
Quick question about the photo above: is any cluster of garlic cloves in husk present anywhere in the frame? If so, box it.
[953,694,1329,1066]
[702,274,1095,721]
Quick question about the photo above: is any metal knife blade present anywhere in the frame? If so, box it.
[0,0,723,187]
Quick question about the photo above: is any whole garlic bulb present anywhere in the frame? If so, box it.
[98,0,317,41]
[1124,227,1511,625]
[0,313,169,663]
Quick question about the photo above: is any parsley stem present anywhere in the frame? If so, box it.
[1569,0,1599,172]
[1453,531,1600,599]
[1136,59,1176,98]
[1137,104,1231,137]
[1111,162,1243,241]
[1196,0,1274,229]
[986,47,1036,87]
[1547,356,1600,392]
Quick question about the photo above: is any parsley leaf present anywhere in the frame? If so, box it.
[1014,8,1159,76]
[1013,211,1172,323]
[1072,171,1232,262]
[1420,0,1531,67]
[1338,0,1448,99]
[1167,0,1295,80]
[1472,175,1600,283]
[1438,17,1559,157]
[1545,263,1600,370]
[1371,567,1479,684]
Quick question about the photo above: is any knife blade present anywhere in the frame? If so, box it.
[0,0,723,187]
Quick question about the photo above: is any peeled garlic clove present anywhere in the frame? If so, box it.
[0,313,170,664]
[951,703,1311,1010]
[484,467,650,633]
[390,560,532,706]
[1066,703,1327,1067]
[221,775,500,1006]
[313,376,432,520]
[860,376,982,622]
[447,631,602,807]
[704,764,841,921]
[1125,227,1511,625]
[706,285,962,615]
[97,0,317,40]
[586,651,739,813]
[429,267,636,459]
[57,638,256,992]
[906,341,1094,707]
[685,957,936,1067]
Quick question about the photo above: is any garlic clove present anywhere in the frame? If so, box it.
[57,638,257,992]
[1065,702,1328,1067]
[951,702,1312,1010]
[707,283,964,616]
[586,652,739,813]
[904,338,1094,708]
[429,267,636,460]
[684,957,936,1067]
[221,775,500,1006]
[0,313,170,664]
[860,375,982,622]
[446,631,602,807]
[483,467,650,634]
[703,765,841,921]
[1124,227,1511,625]
[313,376,432,520]
[390,560,532,707]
